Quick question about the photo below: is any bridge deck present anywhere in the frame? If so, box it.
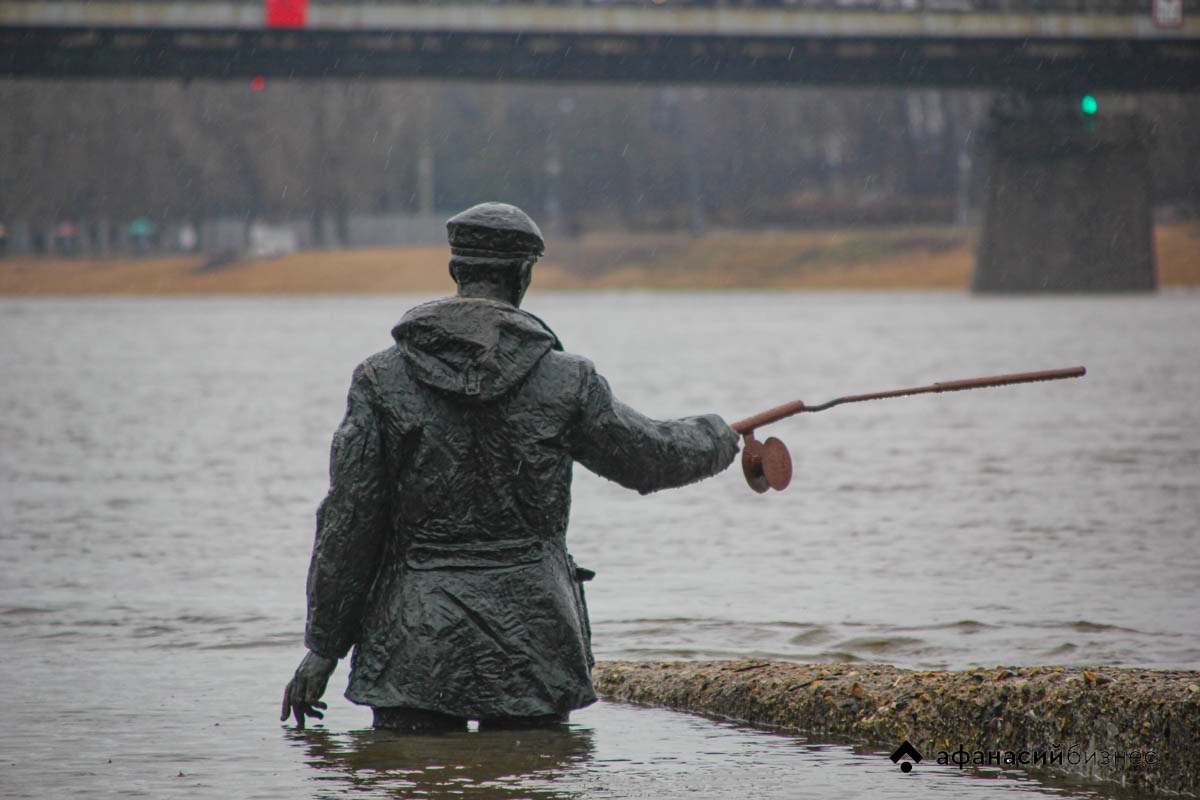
[2,1,1197,88]
[3,1,1196,39]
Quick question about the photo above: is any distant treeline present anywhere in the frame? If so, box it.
[1,79,1196,253]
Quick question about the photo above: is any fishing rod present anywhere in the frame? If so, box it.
[732,366,1086,494]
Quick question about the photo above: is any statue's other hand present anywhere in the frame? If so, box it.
[281,651,336,729]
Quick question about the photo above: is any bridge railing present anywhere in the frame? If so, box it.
[5,0,1178,15]
[307,0,1169,13]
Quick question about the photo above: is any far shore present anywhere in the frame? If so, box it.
[1,223,1197,295]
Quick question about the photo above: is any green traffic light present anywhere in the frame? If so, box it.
[1081,95,1098,115]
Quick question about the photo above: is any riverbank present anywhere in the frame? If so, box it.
[2,223,1197,294]
[593,660,1200,796]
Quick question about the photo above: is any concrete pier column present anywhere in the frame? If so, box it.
[973,97,1156,293]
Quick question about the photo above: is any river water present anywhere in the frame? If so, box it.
[2,290,1197,799]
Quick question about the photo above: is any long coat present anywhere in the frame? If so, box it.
[304,296,739,719]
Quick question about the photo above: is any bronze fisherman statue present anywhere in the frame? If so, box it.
[282,202,740,733]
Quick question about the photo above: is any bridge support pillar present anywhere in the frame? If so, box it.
[973,98,1156,293]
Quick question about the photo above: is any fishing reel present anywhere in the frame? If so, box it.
[740,432,793,493]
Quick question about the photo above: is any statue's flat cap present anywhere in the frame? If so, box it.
[446,202,545,258]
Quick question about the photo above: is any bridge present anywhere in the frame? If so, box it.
[1,1,1196,90]
[3,1,1197,291]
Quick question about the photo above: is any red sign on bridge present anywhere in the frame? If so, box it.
[265,0,307,28]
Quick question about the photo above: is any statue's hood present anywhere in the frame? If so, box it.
[391,297,561,402]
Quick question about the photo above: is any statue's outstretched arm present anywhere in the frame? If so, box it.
[568,363,739,494]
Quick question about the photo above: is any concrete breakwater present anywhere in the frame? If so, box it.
[593,661,1199,796]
